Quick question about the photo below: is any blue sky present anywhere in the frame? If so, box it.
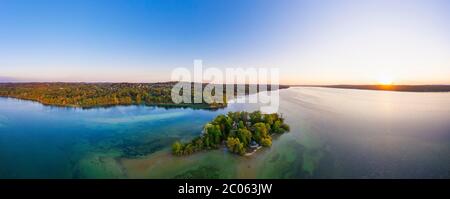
[1,0,449,84]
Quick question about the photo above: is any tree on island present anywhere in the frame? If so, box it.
[171,111,290,156]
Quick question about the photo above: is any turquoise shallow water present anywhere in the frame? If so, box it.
[0,87,449,178]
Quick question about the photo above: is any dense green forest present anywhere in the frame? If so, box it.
[172,111,290,156]
[0,82,288,109]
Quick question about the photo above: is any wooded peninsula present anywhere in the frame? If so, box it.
[0,82,288,109]
[172,111,290,156]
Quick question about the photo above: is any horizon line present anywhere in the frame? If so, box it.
[1,81,450,86]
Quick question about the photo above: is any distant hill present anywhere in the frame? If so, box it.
[303,85,450,92]
[0,76,18,83]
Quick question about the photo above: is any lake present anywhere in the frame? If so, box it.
[0,87,449,178]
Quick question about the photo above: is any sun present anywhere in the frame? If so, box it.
[377,75,394,85]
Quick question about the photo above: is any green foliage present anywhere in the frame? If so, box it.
[0,82,227,109]
[238,121,245,129]
[272,120,285,134]
[253,122,269,142]
[192,137,203,150]
[281,123,290,132]
[205,123,222,146]
[261,137,272,147]
[226,137,245,155]
[249,111,261,123]
[183,143,194,155]
[172,141,183,156]
[213,114,232,137]
[171,111,290,156]
[237,128,252,147]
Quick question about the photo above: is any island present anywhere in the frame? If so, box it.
[0,82,289,109]
[172,111,290,156]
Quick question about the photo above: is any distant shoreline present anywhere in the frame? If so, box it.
[293,85,450,92]
[0,82,289,109]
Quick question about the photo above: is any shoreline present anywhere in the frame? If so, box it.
[0,96,227,110]
[0,82,289,110]
[296,85,450,92]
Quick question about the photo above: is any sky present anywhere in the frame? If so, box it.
[0,0,449,84]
